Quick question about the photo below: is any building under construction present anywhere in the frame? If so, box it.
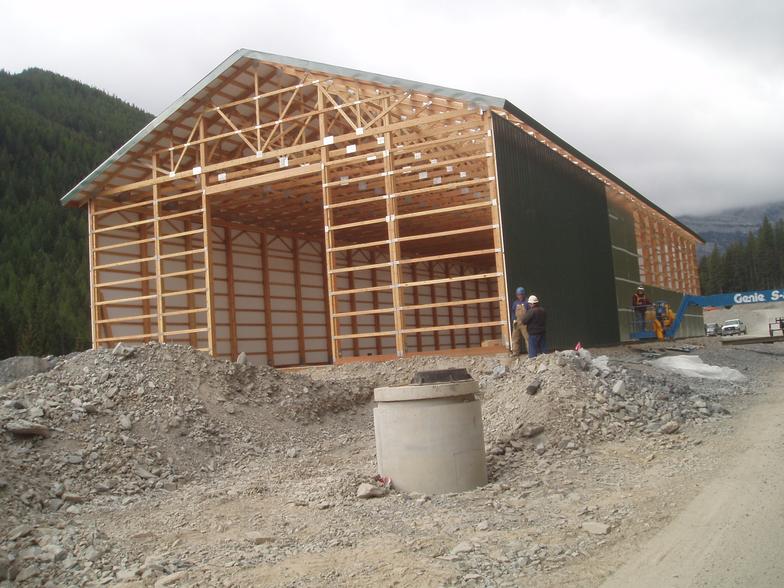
[61,49,704,366]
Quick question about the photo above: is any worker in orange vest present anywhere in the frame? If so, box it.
[632,286,651,331]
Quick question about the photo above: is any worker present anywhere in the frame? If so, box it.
[522,295,546,359]
[631,286,652,331]
[510,286,530,355]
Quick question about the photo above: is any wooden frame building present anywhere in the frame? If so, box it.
[61,50,703,366]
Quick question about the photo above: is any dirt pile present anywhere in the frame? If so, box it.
[0,344,372,514]
[0,341,760,586]
[480,349,746,474]
[0,356,56,386]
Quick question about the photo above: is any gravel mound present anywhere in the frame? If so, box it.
[1,344,372,516]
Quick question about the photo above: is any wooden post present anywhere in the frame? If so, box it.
[320,241,333,363]
[346,251,359,356]
[151,154,165,342]
[410,264,422,351]
[318,83,340,363]
[224,226,238,359]
[382,97,406,357]
[428,262,440,351]
[260,233,275,365]
[138,220,153,337]
[445,264,456,348]
[292,237,306,364]
[474,273,485,343]
[87,199,99,348]
[184,220,198,347]
[199,119,217,355]
[484,112,511,349]
[459,265,470,347]
[369,251,383,355]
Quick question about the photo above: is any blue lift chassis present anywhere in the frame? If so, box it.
[630,288,784,341]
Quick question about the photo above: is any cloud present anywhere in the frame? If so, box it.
[1,0,782,215]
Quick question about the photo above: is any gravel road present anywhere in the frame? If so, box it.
[602,350,784,588]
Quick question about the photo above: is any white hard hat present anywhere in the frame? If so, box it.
[528,295,539,304]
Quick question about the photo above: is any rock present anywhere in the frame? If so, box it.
[582,521,610,535]
[518,424,544,438]
[9,523,34,540]
[5,419,49,437]
[15,564,40,583]
[245,532,276,545]
[317,500,332,510]
[51,481,65,497]
[534,443,546,455]
[42,544,67,562]
[450,541,474,555]
[520,479,541,490]
[118,414,132,431]
[116,568,141,581]
[357,482,389,498]
[236,352,249,365]
[0,555,8,581]
[134,466,157,479]
[285,447,300,459]
[112,343,137,358]
[65,454,83,464]
[62,492,84,503]
[612,381,626,397]
[83,546,101,562]
[65,504,82,514]
[28,406,44,418]
[476,520,490,531]
[659,420,680,434]
[155,571,187,587]
[492,365,508,378]
[526,379,541,395]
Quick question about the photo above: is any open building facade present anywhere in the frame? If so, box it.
[62,50,704,366]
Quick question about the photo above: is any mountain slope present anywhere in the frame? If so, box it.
[680,200,784,254]
[0,68,152,358]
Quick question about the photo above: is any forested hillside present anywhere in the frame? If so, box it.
[0,68,152,358]
[699,217,784,294]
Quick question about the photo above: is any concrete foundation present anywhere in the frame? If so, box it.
[373,379,487,494]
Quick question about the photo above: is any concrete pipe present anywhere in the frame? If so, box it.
[373,378,487,495]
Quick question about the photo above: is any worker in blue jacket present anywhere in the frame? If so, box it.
[510,286,530,355]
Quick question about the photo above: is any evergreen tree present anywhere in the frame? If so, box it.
[698,214,784,294]
[0,68,152,358]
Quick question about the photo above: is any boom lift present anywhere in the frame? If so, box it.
[630,288,784,341]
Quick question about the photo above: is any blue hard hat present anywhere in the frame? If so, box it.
[516,287,526,295]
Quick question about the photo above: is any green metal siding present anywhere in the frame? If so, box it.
[493,114,620,350]
[607,200,704,340]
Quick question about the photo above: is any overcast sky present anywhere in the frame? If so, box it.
[2,0,782,215]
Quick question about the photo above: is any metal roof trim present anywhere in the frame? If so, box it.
[59,49,248,206]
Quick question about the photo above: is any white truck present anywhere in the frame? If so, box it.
[721,318,747,336]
